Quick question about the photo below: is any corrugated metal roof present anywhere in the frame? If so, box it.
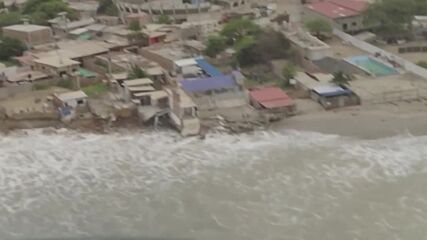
[249,87,294,108]
[181,75,236,93]
[305,0,366,19]
[312,85,352,97]
[195,58,223,77]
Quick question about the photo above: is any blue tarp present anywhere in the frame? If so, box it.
[59,106,72,116]
[195,58,223,77]
[181,75,236,93]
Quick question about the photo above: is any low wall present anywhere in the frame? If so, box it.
[333,29,427,80]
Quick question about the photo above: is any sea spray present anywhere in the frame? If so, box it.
[0,129,426,240]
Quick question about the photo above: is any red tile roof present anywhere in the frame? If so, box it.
[306,0,367,19]
[249,87,294,109]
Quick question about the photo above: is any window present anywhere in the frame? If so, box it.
[183,107,194,118]
[140,96,151,106]
[77,99,84,105]
[352,22,357,26]
[342,23,348,31]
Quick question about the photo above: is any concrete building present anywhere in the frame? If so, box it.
[120,78,155,102]
[180,74,247,111]
[33,40,111,70]
[53,90,89,120]
[285,29,331,61]
[303,0,368,33]
[310,84,360,110]
[2,24,53,47]
[115,0,251,22]
[166,87,200,136]
[53,90,88,108]
[32,56,80,77]
[68,0,99,19]
[125,12,152,26]
[49,17,95,35]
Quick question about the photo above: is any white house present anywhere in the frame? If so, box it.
[53,90,88,108]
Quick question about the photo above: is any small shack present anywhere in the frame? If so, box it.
[53,90,89,120]
[249,86,296,120]
[121,78,155,102]
[53,90,88,108]
[310,85,360,110]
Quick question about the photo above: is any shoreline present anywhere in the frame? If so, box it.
[2,104,427,139]
[273,105,427,139]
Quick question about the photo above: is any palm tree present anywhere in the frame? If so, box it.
[331,71,352,86]
[128,65,146,79]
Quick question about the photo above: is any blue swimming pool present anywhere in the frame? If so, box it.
[346,55,399,77]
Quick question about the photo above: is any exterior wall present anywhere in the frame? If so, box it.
[303,45,331,61]
[310,91,360,110]
[335,15,365,33]
[115,1,210,16]
[165,88,200,136]
[286,31,331,61]
[53,96,88,108]
[3,28,53,46]
[138,48,175,71]
[303,7,366,33]
[32,62,79,77]
[125,14,152,26]
[190,87,247,111]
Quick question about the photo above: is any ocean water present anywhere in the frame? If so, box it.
[0,129,426,240]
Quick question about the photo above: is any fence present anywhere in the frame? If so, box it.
[333,29,427,80]
[362,89,422,105]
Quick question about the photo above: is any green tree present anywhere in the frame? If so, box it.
[8,3,19,12]
[233,35,255,52]
[23,0,77,25]
[129,20,141,32]
[221,18,260,44]
[331,71,352,85]
[128,65,146,79]
[0,11,22,28]
[204,35,226,57]
[235,30,291,67]
[305,18,332,39]
[97,0,119,16]
[363,0,427,39]
[417,60,427,69]
[282,63,296,83]
[158,14,171,24]
[0,36,26,60]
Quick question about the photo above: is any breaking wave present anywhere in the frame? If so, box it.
[0,129,426,240]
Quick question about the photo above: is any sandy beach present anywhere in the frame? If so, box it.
[275,101,427,139]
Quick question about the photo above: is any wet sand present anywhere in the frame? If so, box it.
[275,103,427,139]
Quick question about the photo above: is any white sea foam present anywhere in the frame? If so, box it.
[0,129,425,239]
